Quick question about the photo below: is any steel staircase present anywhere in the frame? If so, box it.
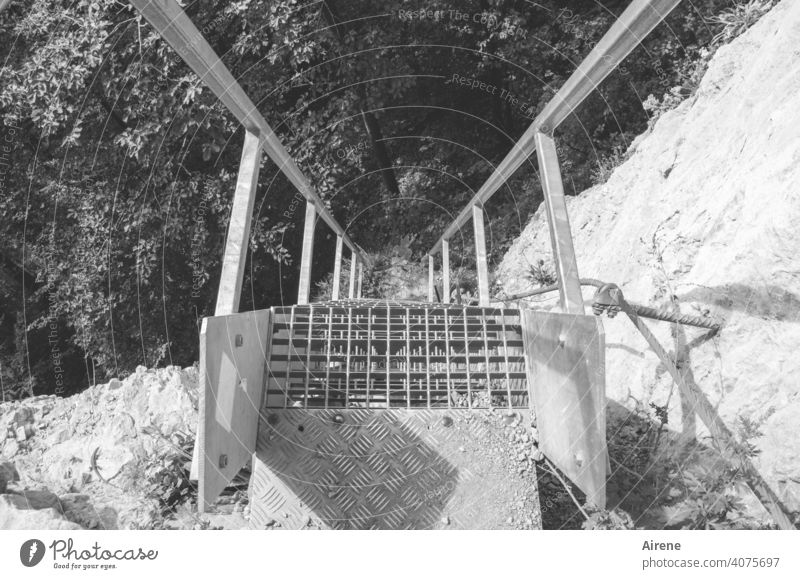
[247,300,539,529]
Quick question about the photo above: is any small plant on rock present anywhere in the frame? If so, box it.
[643,86,688,126]
[590,144,630,185]
[709,0,775,46]
[526,259,557,287]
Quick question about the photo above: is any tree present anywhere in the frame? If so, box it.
[0,0,731,397]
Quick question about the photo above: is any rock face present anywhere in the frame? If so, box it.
[496,1,800,511]
[0,493,83,530]
[0,366,198,529]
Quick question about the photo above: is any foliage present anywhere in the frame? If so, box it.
[526,259,557,287]
[312,257,354,303]
[658,413,773,530]
[140,428,196,519]
[642,86,690,126]
[0,0,742,397]
[362,237,427,300]
[603,399,776,530]
[589,134,637,185]
[710,0,775,45]
[582,507,635,530]
[659,464,764,530]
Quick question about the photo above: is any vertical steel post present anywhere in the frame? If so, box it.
[534,132,584,314]
[472,205,490,307]
[197,129,262,493]
[215,131,262,315]
[332,234,343,301]
[297,200,317,305]
[442,239,451,304]
[349,253,357,299]
[428,254,435,302]
[357,261,364,298]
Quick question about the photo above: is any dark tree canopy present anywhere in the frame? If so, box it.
[0,0,729,397]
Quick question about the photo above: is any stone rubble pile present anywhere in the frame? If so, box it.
[0,366,199,529]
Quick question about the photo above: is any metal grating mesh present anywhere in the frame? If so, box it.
[264,300,529,410]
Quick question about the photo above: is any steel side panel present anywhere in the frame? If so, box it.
[521,309,606,507]
[199,310,271,510]
[250,409,540,529]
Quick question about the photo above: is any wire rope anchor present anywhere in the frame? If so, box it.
[591,283,623,318]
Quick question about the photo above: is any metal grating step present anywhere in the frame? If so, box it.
[264,301,529,410]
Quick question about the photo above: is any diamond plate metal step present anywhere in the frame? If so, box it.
[250,408,541,529]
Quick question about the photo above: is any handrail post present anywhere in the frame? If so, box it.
[215,131,262,315]
[427,254,435,302]
[442,239,451,304]
[356,261,363,298]
[297,200,317,305]
[348,254,357,299]
[197,130,261,509]
[534,132,584,314]
[332,234,343,301]
[472,205,490,306]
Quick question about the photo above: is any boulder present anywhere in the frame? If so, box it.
[2,489,62,510]
[0,461,20,493]
[0,495,82,530]
[60,494,118,529]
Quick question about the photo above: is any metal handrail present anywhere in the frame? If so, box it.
[428,0,682,255]
[130,0,366,262]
